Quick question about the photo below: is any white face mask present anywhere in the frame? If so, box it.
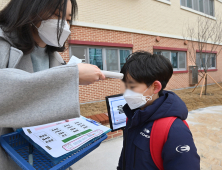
[123,88,154,110]
[36,19,71,47]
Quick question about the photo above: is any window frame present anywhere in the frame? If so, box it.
[156,0,171,5]
[153,50,187,71]
[69,45,132,72]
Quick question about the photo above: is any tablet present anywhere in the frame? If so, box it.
[105,94,127,132]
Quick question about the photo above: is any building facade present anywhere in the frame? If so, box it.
[1,0,222,103]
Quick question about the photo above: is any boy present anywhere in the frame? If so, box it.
[117,51,200,170]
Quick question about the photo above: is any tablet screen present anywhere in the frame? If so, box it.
[106,94,127,131]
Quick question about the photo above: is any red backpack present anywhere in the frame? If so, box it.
[126,117,189,170]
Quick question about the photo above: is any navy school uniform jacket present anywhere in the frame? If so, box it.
[117,90,200,170]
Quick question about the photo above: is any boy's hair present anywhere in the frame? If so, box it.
[121,50,173,93]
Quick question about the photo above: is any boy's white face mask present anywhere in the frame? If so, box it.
[36,19,71,47]
[123,88,154,110]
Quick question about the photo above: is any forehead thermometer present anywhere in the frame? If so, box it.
[101,70,123,79]
[68,56,124,79]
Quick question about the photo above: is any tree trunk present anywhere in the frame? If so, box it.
[204,73,207,95]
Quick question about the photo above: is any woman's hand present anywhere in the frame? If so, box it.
[78,63,106,85]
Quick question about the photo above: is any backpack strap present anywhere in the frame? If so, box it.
[183,120,189,129]
[150,117,189,170]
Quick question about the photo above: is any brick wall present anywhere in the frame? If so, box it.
[79,79,121,103]
[60,26,222,103]
[106,130,123,141]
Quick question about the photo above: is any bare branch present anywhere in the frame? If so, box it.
[183,13,222,79]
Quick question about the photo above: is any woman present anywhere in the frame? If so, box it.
[0,0,105,169]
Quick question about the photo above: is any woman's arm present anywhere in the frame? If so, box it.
[0,64,80,128]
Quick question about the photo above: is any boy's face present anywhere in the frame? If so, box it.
[124,74,155,107]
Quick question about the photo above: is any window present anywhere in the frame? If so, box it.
[187,0,193,8]
[70,46,87,63]
[154,50,187,70]
[209,0,214,16]
[199,0,204,12]
[89,48,103,70]
[196,53,216,69]
[70,46,132,72]
[181,0,215,16]
[120,50,131,69]
[106,49,119,71]
[194,0,199,10]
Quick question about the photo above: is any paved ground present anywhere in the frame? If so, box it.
[71,137,123,170]
[72,106,222,170]
[187,106,222,170]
